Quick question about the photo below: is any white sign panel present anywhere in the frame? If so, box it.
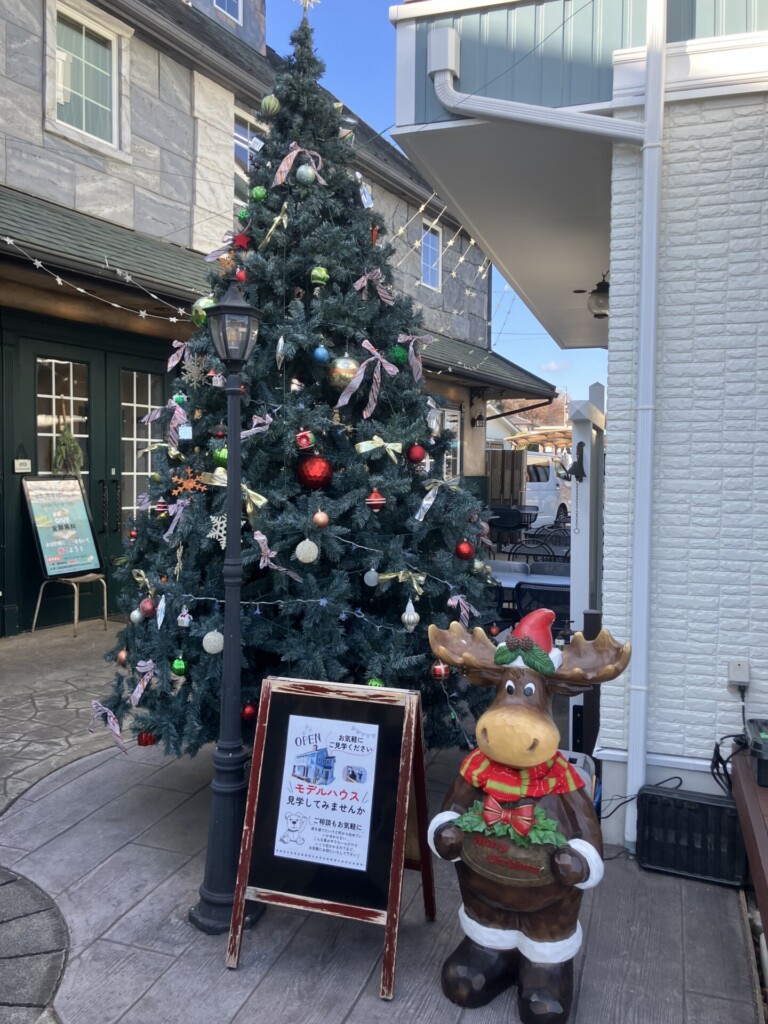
[274,714,379,871]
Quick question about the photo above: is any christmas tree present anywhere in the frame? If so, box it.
[103,16,495,755]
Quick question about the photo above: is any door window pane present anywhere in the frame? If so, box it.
[121,370,163,534]
[36,358,90,477]
[421,224,441,290]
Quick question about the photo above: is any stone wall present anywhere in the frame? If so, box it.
[0,0,232,252]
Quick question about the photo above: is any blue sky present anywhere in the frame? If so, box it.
[266,1,607,399]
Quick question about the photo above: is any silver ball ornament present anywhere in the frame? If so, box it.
[202,629,225,654]
[295,539,319,564]
[401,599,420,634]
[130,609,144,625]
[363,569,379,587]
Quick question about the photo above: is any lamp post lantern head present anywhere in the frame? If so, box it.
[207,281,261,367]
[587,274,609,320]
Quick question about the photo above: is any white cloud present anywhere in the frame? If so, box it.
[541,360,570,373]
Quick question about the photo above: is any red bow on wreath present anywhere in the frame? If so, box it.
[481,796,535,837]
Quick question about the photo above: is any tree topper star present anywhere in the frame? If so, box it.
[296,0,320,9]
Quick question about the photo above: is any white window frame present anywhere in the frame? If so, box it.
[421,221,442,291]
[425,404,463,480]
[234,109,265,205]
[215,0,243,25]
[44,0,133,161]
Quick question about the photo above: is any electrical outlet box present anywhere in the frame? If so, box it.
[728,660,750,687]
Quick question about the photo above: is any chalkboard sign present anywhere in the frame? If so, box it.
[227,677,435,999]
[22,476,102,578]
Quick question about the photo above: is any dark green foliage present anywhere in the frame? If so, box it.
[454,801,567,848]
[103,19,495,755]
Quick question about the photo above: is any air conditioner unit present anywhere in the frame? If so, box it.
[635,785,747,887]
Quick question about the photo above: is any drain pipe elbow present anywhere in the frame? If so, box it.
[428,27,644,146]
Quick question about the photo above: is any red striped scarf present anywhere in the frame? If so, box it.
[460,749,585,801]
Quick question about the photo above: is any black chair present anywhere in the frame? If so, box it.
[513,581,571,637]
[488,507,523,548]
[506,540,555,564]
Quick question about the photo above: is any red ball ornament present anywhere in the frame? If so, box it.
[407,444,427,464]
[296,454,334,490]
[212,422,227,440]
[139,597,157,618]
[129,529,138,543]
[137,731,156,746]
[365,488,386,513]
[235,268,247,283]
[431,660,451,680]
[489,624,501,638]
[241,703,257,722]
[455,540,476,560]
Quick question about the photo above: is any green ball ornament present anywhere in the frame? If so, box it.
[171,657,187,676]
[367,677,385,688]
[172,392,188,405]
[212,446,228,467]
[311,266,330,286]
[260,94,280,118]
[296,164,316,186]
[250,185,267,202]
[238,209,249,224]
[191,295,215,327]
[388,344,408,368]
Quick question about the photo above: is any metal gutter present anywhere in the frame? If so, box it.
[427,29,645,146]
[423,7,668,847]
[624,0,667,850]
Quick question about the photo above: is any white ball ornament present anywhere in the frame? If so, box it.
[363,568,379,587]
[295,539,319,564]
[130,609,144,625]
[202,629,225,654]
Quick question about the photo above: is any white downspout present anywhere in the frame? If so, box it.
[425,2,668,848]
[624,0,667,849]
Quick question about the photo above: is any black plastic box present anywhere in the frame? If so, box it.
[636,785,747,887]
[746,720,768,787]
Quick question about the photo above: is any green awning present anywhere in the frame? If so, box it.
[0,185,209,299]
[426,334,556,401]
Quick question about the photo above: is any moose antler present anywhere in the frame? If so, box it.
[549,629,631,695]
[428,622,501,687]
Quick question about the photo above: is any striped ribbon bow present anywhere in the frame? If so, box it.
[353,268,395,305]
[162,498,190,542]
[204,230,235,262]
[89,701,128,754]
[481,796,535,837]
[253,531,303,582]
[397,333,432,384]
[141,401,188,449]
[240,413,273,440]
[167,340,189,372]
[273,142,327,187]
[131,660,156,707]
[334,340,399,420]
[447,593,479,629]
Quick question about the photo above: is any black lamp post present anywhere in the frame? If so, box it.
[189,281,261,934]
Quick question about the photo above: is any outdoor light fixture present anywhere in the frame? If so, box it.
[206,280,261,366]
[471,412,485,429]
[586,274,610,320]
[189,281,262,934]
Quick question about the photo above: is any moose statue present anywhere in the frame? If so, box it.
[428,609,630,1024]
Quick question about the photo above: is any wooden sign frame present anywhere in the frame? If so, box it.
[22,475,102,579]
[227,677,435,999]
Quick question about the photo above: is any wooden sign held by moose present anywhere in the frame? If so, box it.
[428,609,630,1024]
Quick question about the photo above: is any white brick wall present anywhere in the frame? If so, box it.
[602,93,768,762]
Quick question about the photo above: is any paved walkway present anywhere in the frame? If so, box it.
[0,621,762,1024]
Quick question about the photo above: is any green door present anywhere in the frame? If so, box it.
[18,339,166,629]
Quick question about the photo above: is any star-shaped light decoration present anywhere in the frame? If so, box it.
[33,259,43,269]
[296,0,321,9]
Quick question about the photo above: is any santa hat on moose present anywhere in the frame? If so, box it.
[494,608,563,673]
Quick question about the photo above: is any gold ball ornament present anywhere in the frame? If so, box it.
[313,510,330,528]
[328,355,360,391]
[260,94,280,118]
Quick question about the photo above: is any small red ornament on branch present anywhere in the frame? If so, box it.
[455,540,476,561]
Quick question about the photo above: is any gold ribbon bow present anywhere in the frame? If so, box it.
[200,470,267,526]
[131,569,153,593]
[258,202,289,252]
[137,441,183,461]
[377,570,426,596]
[354,435,402,463]
[414,478,461,522]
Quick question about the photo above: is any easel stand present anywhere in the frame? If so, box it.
[226,677,436,999]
